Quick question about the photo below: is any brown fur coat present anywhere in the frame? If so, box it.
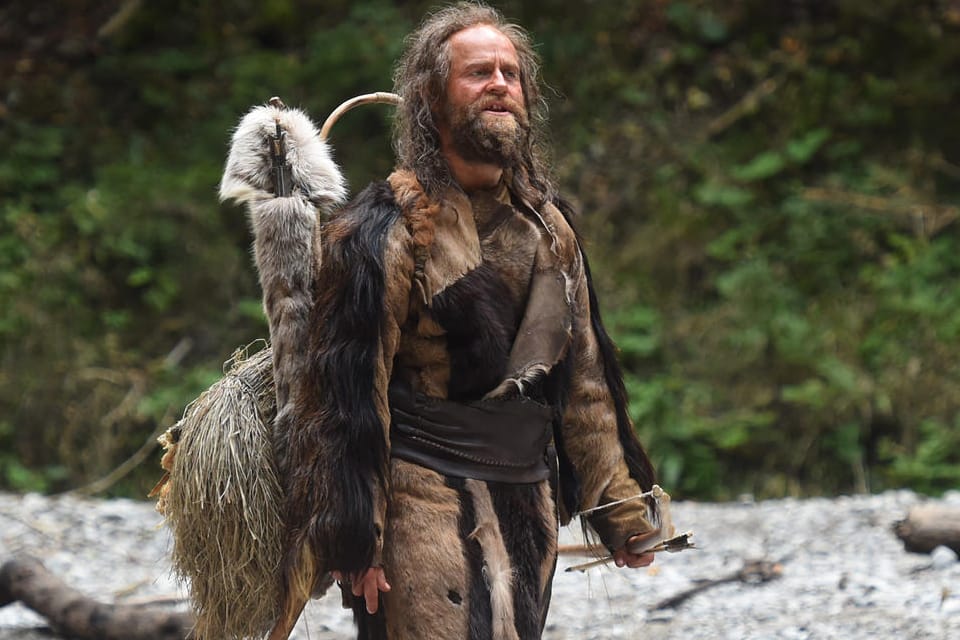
[223,105,656,640]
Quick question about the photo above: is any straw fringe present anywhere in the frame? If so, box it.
[156,343,316,640]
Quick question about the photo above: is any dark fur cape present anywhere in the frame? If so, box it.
[280,182,400,574]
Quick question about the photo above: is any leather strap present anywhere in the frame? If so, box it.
[389,383,553,484]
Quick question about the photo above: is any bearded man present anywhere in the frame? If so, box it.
[230,3,662,639]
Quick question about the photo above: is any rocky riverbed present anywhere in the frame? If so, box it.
[1,489,958,639]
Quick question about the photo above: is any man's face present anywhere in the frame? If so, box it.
[440,25,529,167]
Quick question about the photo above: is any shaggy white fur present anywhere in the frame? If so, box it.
[217,103,349,452]
[219,103,347,208]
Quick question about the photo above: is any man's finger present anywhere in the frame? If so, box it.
[364,574,380,614]
[613,548,655,569]
[376,568,392,593]
[625,530,662,554]
[626,552,655,568]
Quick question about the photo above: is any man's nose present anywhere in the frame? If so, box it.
[488,68,508,93]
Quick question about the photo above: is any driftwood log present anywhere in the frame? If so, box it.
[893,504,960,555]
[0,555,193,640]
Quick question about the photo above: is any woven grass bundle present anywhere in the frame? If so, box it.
[155,343,284,640]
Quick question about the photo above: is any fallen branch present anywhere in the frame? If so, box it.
[649,559,783,611]
[0,555,193,640]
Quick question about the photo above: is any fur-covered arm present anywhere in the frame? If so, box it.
[219,103,347,415]
[559,239,659,553]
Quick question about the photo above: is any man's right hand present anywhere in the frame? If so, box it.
[331,567,391,614]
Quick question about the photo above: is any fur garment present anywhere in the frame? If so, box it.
[222,104,657,639]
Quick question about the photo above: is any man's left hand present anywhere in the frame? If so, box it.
[332,567,391,614]
[612,533,656,569]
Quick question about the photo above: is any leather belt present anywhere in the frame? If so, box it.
[389,383,553,484]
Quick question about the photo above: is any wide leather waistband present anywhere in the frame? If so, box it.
[388,383,553,484]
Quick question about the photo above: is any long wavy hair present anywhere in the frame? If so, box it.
[392,2,556,206]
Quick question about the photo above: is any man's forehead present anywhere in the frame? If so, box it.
[447,24,519,65]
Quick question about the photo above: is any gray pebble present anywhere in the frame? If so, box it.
[2,490,960,639]
[931,545,959,569]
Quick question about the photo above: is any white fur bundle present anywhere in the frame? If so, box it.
[219,103,347,208]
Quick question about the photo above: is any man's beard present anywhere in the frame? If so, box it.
[445,96,530,168]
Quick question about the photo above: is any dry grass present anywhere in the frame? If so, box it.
[156,344,284,639]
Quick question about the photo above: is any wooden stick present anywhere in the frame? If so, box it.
[0,555,194,639]
[557,543,606,556]
[565,531,695,572]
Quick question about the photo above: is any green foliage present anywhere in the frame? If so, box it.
[882,418,960,493]
[572,0,960,499]
[0,421,66,492]
[1,0,958,500]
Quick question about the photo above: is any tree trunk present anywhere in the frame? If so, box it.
[0,554,194,640]
[893,504,960,555]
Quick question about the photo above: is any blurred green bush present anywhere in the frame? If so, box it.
[1,0,958,499]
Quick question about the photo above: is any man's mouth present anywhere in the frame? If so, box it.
[482,102,514,115]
